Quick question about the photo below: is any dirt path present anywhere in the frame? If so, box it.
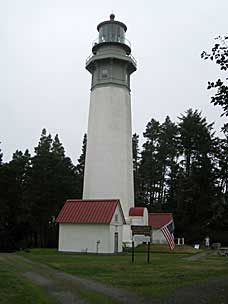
[1,253,228,304]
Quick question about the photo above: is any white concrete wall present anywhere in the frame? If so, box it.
[110,204,124,252]
[122,223,132,245]
[58,223,123,254]
[83,86,134,220]
[110,204,125,226]
[130,216,144,226]
[151,229,167,244]
[129,209,148,226]
[58,224,110,253]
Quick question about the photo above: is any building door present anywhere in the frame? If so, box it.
[114,232,118,253]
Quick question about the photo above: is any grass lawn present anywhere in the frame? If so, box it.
[0,257,56,304]
[18,245,228,298]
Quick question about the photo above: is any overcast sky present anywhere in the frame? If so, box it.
[1,0,227,163]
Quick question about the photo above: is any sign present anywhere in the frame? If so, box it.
[131,225,151,236]
[133,235,151,242]
[131,226,152,264]
[131,227,151,264]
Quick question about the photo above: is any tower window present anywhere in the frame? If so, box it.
[101,69,108,78]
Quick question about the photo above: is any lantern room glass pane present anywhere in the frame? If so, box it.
[99,24,125,44]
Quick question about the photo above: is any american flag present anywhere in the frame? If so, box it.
[161,220,175,250]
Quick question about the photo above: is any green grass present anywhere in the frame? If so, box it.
[18,246,228,298]
[74,289,119,304]
[135,243,204,254]
[0,259,56,304]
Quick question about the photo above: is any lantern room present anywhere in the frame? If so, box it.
[92,14,131,55]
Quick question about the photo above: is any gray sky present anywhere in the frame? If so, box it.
[1,0,227,163]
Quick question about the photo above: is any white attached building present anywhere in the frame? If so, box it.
[149,213,174,244]
[129,207,148,226]
[56,199,125,254]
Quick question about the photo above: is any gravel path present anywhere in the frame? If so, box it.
[1,253,228,304]
[161,276,228,304]
[1,253,151,304]
[183,251,210,261]
[23,271,87,304]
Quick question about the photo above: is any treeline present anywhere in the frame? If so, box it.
[133,109,228,243]
[0,108,227,250]
[0,130,86,250]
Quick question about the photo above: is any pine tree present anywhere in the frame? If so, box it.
[175,109,218,240]
[132,133,143,205]
[27,129,80,247]
[76,134,87,197]
[139,119,160,210]
[219,125,228,197]
[76,134,87,176]
[156,116,179,208]
[210,126,228,236]
[0,144,2,165]
[0,149,31,250]
[178,109,214,175]
[51,134,65,158]
[139,117,179,211]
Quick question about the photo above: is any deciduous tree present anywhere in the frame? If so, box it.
[202,36,228,118]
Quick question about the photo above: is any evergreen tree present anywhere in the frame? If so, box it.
[76,134,87,176]
[0,149,31,250]
[210,126,228,236]
[51,134,65,157]
[76,134,87,196]
[139,117,179,211]
[0,144,2,165]
[156,116,179,208]
[139,119,160,210]
[26,129,53,246]
[132,133,143,205]
[27,129,80,247]
[132,133,139,172]
[175,109,218,240]
[178,109,214,176]
[219,126,228,197]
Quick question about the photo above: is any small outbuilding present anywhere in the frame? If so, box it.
[129,207,148,226]
[148,213,174,244]
[56,199,125,254]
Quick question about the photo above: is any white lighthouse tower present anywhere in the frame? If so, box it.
[83,14,137,242]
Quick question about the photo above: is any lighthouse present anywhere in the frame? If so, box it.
[56,15,173,253]
[83,14,137,242]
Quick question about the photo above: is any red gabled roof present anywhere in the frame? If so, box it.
[129,207,145,216]
[56,199,125,224]
[148,213,173,229]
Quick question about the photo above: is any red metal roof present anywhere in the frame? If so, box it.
[148,213,173,229]
[129,207,145,216]
[56,199,125,224]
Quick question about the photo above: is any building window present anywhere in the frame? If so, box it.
[115,214,118,222]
